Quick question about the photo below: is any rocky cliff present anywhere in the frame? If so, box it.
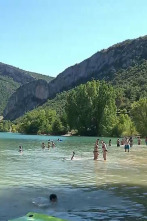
[0,63,54,114]
[3,80,49,120]
[4,35,147,120]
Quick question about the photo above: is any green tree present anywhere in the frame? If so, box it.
[131,98,147,136]
[66,80,117,136]
[112,114,136,137]
[52,118,64,135]
[95,81,117,136]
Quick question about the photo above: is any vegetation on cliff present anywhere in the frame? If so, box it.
[4,80,146,137]
[0,62,54,115]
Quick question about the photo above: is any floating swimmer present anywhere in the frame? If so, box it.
[57,138,63,142]
[32,193,58,208]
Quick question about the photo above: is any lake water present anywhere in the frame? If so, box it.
[0,133,147,221]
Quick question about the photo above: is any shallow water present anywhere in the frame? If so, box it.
[0,133,147,220]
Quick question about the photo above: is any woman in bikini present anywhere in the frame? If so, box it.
[102,141,107,160]
[93,139,99,160]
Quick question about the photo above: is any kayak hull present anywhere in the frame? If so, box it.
[9,212,67,221]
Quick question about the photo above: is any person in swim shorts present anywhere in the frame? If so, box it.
[124,139,130,152]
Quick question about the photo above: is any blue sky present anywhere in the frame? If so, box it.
[0,0,147,77]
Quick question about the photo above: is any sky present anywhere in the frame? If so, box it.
[0,0,147,77]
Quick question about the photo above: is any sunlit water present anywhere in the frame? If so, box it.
[0,133,147,221]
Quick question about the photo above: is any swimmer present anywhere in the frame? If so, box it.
[51,141,55,148]
[32,193,58,208]
[129,136,133,147]
[109,139,111,147]
[48,141,51,149]
[145,137,147,145]
[18,146,23,153]
[121,138,124,145]
[49,194,57,202]
[138,137,141,145]
[71,151,75,160]
[93,139,99,160]
[117,139,120,147]
[102,141,107,160]
[124,139,130,152]
[42,142,45,149]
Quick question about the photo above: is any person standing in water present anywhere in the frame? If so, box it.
[18,146,23,153]
[109,139,111,147]
[71,151,75,160]
[117,139,120,147]
[124,139,130,152]
[93,139,99,160]
[51,141,55,148]
[138,137,141,145]
[145,137,147,145]
[48,141,51,150]
[129,137,133,147]
[42,142,45,149]
[102,141,107,160]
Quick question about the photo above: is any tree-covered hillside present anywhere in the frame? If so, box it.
[13,58,147,136]
[13,80,147,137]
[0,62,54,114]
[0,75,20,114]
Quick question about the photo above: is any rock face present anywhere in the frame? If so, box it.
[48,36,147,97]
[3,80,49,120]
[0,62,34,84]
[3,35,147,120]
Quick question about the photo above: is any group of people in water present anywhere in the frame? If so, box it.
[93,136,147,160]
[93,139,107,161]
[19,136,147,161]
[42,139,56,149]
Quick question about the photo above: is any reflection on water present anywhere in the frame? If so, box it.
[0,133,147,220]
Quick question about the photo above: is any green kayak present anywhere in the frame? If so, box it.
[9,212,68,221]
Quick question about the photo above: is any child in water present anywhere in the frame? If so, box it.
[71,151,75,160]
[32,193,57,208]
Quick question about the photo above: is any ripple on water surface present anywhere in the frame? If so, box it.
[0,134,147,220]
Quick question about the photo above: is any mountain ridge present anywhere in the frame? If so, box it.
[0,62,54,114]
[3,35,147,120]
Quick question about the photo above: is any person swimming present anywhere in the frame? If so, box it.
[32,193,58,207]
[49,194,57,202]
